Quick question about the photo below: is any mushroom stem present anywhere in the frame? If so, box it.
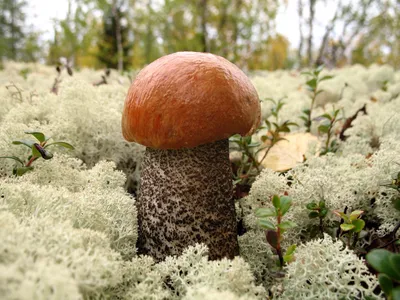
[137,139,239,261]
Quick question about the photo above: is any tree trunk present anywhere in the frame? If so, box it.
[297,0,304,67]
[232,0,243,62]
[137,139,239,261]
[307,0,316,66]
[145,0,153,63]
[315,1,341,67]
[218,0,229,56]
[199,0,209,52]
[112,0,124,71]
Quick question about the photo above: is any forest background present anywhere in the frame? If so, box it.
[0,0,399,71]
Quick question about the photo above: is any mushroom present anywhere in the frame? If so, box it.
[122,51,260,261]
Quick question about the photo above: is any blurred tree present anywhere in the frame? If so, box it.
[47,0,100,68]
[20,27,43,62]
[0,0,27,62]
[296,0,399,68]
[307,0,316,67]
[97,1,132,70]
[351,0,400,68]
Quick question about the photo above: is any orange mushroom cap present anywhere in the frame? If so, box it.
[122,51,261,149]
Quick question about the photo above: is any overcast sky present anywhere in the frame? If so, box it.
[27,0,338,49]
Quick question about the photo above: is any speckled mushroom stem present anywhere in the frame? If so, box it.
[137,139,239,261]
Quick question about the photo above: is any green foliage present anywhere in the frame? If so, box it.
[96,4,132,70]
[301,65,334,132]
[256,195,297,269]
[366,249,400,300]
[333,209,365,249]
[230,97,298,187]
[230,134,262,186]
[0,0,27,61]
[0,130,74,176]
[317,108,341,155]
[306,200,329,237]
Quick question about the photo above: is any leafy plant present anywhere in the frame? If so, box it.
[0,130,74,176]
[366,249,400,300]
[333,209,365,249]
[19,67,31,80]
[230,134,262,186]
[306,200,329,236]
[258,119,298,165]
[256,195,297,269]
[301,65,334,132]
[317,108,342,154]
[264,97,287,123]
[230,99,297,186]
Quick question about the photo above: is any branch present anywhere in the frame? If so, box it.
[315,0,342,66]
[339,104,367,141]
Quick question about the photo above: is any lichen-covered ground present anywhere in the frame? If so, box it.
[0,62,399,299]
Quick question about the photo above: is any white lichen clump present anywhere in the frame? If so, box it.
[0,62,399,299]
[273,235,382,300]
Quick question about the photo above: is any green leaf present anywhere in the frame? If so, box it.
[12,140,34,148]
[31,144,41,158]
[352,219,365,233]
[308,211,319,219]
[266,230,279,249]
[302,108,311,115]
[255,208,276,218]
[279,125,291,133]
[33,143,53,160]
[393,198,400,211]
[349,210,364,221]
[285,122,299,127]
[233,179,242,186]
[283,254,294,263]
[301,71,312,76]
[306,202,318,210]
[319,200,326,208]
[319,75,334,82]
[306,78,317,91]
[14,166,34,176]
[272,195,280,209]
[319,208,328,218]
[333,211,349,222]
[340,223,355,231]
[24,131,46,143]
[280,196,292,216]
[333,109,341,118]
[318,124,330,133]
[300,116,308,123]
[44,142,74,150]
[285,244,296,256]
[389,254,400,280]
[366,249,400,281]
[248,142,261,148]
[378,274,393,296]
[278,221,297,229]
[320,113,332,121]
[0,156,24,165]
[258,219,276,230]
[392,287,400,300]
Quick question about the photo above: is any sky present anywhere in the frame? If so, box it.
[26,0,338,49]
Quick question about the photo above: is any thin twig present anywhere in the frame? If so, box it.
[339,104,367,141]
